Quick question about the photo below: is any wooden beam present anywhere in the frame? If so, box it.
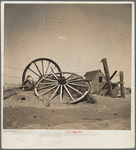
[101,58,113,97]
[102,70,117,89]
[119,71,125,98]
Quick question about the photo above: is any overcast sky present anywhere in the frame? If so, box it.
[3,3,132,87]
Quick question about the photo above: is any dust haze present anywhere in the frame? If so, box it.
[4,4,132,87]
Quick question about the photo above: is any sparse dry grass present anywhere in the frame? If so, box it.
[86,93,97,103]
[3,84,21,100]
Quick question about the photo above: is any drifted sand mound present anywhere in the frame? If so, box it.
[3,90,131,130]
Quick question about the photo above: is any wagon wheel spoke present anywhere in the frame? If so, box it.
[60,85,63,102]
[45,61,50,76]
[68,82,89,88]
[67,79,86,83]
[65,73,74,80]
[34,62,42,76]
[64,85,75,101]
[22,58,61,87]
[41,84,58,96]
[66,83,83,95]
[50,66,54,73]
[28,68,40,77]
[66,76,83,82]
[37,83,57,92]
[43,77,57,82]
[41,60,44,76]
[67,79,85,83]
[39,82,57,85]
[34,72,90,103]
[48,66,57,74]
[50,85,60,100]
[50,67,59,80]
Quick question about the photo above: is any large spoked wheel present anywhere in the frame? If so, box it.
[34,72,91,104]
[22,58,61,85]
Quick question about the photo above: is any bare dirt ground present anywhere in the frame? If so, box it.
[3,90,131,130]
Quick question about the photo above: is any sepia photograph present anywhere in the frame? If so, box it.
[1,1,135,148]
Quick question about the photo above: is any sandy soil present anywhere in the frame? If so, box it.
[3,90,131,130]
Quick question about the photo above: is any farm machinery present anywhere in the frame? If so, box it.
[22,58,91,104]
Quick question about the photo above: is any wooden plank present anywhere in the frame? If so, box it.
[101,58,113,97]
[119,71,125,98]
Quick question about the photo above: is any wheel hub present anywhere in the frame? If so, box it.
[58,76,66,85]
[34,72,91,103]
